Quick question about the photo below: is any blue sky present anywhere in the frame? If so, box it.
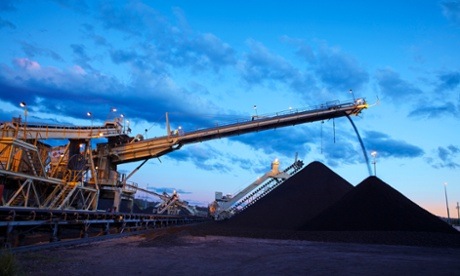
[1,0,459,217]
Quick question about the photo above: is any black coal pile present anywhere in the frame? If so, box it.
[300,176,457,233]
[224,161,353,230]
[189,161,460,247]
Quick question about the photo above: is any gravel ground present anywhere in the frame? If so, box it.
[14,225,460,276]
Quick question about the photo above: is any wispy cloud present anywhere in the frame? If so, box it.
[20,42,63,61]
[441,0,460,25]
[408,102,458,119]
[51,0,89,14]
[427,145,460,169]
[167,144,233,173]
[436,70,460,92]
[0,56,223,128]
[95,3,236,73]
[0,0,16,12]
[0,17,15,30]
[81,23,109,46]
[231,127,314,159]
[375,68,424,101]
[71,44,94,71]
[313,44,369,92]
[238,38,323,101]
[239,39,298,84]
[364,130,424,159]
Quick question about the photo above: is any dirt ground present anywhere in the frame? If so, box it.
[15,230,460,276]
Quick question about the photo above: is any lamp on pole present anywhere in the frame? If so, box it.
[371,151,377,176]
[444,182,451,225]
[349,89,355,101]
[107,107,117,121]
[252,105,258,120]
[120,114,125,133]
[87,112,93,137]
[19,102,27,139]
[87,112,93,126]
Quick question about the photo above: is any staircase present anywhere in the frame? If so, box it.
[9,193,25,207]
[47,182,78,209]
[226,159,304,216]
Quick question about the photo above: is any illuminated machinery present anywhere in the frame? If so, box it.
[128,185,204,216]
[209,158,304,220]
[0,118,127,212]
[0,98,367,213]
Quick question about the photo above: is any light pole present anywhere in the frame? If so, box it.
[87,112,93,137]
[120,114,125,133]
[253,105,258,118]
[444,182,451,225]
[108,107,117,121]
[456,202,459,225]
[87,112,93,126]
[349,89,355,101]
[371,151,377,176]
[19,102,27,139]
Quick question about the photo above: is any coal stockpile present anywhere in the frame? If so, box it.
[189,161,460,247]
[300,176,457,233]
[224,161,354,230]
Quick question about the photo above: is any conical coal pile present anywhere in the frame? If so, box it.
[300,176,457,233]
[225,161,353,230]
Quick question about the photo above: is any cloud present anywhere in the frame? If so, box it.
[441,0,460,25]
[230,126,314,160]
[375,68,424,101]
[437,70,460,92]
[403,71,460,119]
[321,138,362,167]
[0,17,15,30]
[363,130,425,159]
[237,39,320,99]
[0,56,225,130]
[408,102,458,119]
[239,39,298,84]
[110,49,139,64]
[0,0,16,11]
[97,1,150,36]
[167,144,233,173]
[52,0,89,14]
[313,45,369,92]
[95,3,235,73]
[20,42,63,61]
[81,24,109,46]
[427,145,460,169]
[71,44,94,70]
[279,37,369,99]
[174,33,236,71]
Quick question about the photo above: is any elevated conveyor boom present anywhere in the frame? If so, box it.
[0,120,123,139]
[109,99,367,164]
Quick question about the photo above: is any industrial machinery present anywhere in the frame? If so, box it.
[209,158,304,220]
[129,185,205,216]
[0,98,367,247]
[0,98,367,213]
